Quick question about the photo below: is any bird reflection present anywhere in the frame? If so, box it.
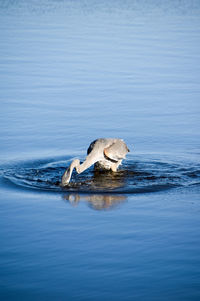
[62,166,128,210]
[63,193,127,210]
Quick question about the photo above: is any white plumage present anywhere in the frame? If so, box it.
[61,138,130,185]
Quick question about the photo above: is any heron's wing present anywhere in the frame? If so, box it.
[87,139,98,155]
[104,140,129,161]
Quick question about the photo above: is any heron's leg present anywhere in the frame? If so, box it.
[110,160,122,172]
[111,165,117,172]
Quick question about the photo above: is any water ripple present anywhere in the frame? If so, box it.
[2,155,200,194]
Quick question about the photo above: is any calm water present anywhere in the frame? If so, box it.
[0,1,200,300]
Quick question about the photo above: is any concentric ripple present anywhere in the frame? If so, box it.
[2,155,200,193]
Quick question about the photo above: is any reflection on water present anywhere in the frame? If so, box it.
[63,193,126,210]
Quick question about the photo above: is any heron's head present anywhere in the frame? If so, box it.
[61,159,80,186]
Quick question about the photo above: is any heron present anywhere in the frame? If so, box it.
[61,138,130,186]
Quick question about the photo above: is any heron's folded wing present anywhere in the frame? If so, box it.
[104,140,129,161]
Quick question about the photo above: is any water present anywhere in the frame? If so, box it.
[0,1,200,300]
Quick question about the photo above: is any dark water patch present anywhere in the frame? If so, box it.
[2,155,200,194]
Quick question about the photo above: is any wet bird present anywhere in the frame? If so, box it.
[61,138,130,185]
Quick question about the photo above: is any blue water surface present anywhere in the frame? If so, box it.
[0,1,200,300]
